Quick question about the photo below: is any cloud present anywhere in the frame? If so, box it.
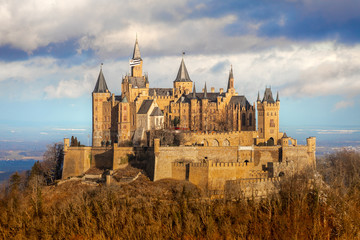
[316,129,359,135]
[52,128,87,131]
[44,77,93,99]
[39,132,48,135]
[333,100,354,111]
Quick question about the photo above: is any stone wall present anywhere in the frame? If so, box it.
[183,131,257,146]
[62,146,92,179]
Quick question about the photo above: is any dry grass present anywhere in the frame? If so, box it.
[0,149,360,239]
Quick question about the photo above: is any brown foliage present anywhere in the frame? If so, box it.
[0,149,360,239]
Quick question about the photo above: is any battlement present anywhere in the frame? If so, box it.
[228,177,281,185]
[210,162,248,167]
[184,131,243,137]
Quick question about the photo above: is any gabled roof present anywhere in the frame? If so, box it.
[262,87,275,103]
[132,37,141,60]
[93,68,109,93]
[174,58,192,82]
[282,132,288,138]
[150,107,163,116]
[137,100,153,114]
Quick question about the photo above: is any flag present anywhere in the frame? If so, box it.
[130,59,141,66]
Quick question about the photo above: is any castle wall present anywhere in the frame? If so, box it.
[113,146,135,169]
[184,131,257,146]
[91,147,113,169]
[189,162,209,189]
[62,147,92,179]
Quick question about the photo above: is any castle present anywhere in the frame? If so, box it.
[62,38,316,197]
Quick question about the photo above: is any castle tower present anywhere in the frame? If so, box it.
[227,65,235,94]
[92,65,111,147]
[257,87,280,145]
[130,37,143,77]
[173,56,193,92]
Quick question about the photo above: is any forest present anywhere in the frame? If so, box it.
[0,146,359,239]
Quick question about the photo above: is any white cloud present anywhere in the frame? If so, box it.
[52,128,87,131]
[316,129,359,135]
[333,100,354,111]
[40,132,48,135]
[44,77,93,99]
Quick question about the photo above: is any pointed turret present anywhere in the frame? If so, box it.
[203,82,207,99]
[93,64,109,93]
[276,91,280,102]
[174,58,192,82]
[121,96,128,103]
[130,37,143,77]
[227,65,234,91]
[262,87,275,103]
[257,91,260,102]
[192,83,196,99]
[132,36,141,60]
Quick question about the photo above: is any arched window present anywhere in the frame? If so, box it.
[249,113,252,126]
[223,139,230,146]
[212,139,219,146]
[242,113,246,126]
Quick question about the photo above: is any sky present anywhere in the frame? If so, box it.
[0,0,360,147]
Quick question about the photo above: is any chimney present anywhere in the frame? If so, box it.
[211,87,215,93]
[219,88,224,94]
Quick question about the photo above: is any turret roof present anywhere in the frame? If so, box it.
[262,87,275,103]
[174,58,192,82]
[93,67,109,93]
[227,65,234,90]
[132,37,141,60]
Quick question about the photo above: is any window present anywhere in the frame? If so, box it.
[249,113,252,126]
[270,119,275,127]
[124,106,127,111]
[242,113,246,126]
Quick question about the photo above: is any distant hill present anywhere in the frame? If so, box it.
[0,159,37,183]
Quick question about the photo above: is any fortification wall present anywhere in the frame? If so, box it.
[62,147,92,179]
[253,146,281,166]
[183,131,257,146]
[154,146,198,181]
[91,147,113,169]
[113,146,135,169]
[189,162,209,189]
[225,177,280,199]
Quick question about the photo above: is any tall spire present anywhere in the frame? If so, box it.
[257,91,260,102]
[276,91,280,102]
[174,58,192,82]
[192,82,196,99]
[227,65,234,91]
[93,64,109,93]
[132,36,141,60]
[203,82,207,99]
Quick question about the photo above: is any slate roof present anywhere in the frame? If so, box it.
[150,107,163,116]
[132,38,141,60]
[129,77,147,88]
[115,95,128,103]
[262,87,275,103]
[177,92,226,103]
[149,88,173,96]
[229,96,251,109]
[137,100,153,114]
[227,66,234,90]
[174,58,192,82]
[93,69,109,93]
